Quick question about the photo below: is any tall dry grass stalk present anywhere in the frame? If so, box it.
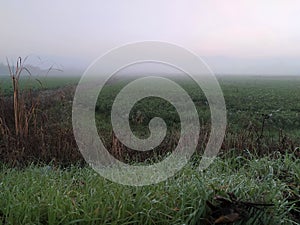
[6,57,38,139]
[0,57,83,167]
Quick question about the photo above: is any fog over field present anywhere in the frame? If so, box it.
[1,0,300,75]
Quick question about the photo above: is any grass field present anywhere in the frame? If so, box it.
[0,74,299,224]
[1,153,299,225]
[95,75,300,149]
[0,76,79,96]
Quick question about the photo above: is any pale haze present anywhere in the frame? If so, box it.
[1,0,300,75]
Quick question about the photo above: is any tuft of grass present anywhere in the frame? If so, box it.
[0,153,299,225]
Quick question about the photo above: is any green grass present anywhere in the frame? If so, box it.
[0,152,299,225]
[219,75,300,136]
[95,75,300,143]
[1,74,300,224]
[2,74,300,138]
[0,76,79,96]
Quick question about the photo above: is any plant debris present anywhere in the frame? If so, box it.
[206,192,274,224]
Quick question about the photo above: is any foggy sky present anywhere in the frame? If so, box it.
[1,0,300,75]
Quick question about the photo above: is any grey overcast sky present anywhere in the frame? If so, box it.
[1,0,300,75]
